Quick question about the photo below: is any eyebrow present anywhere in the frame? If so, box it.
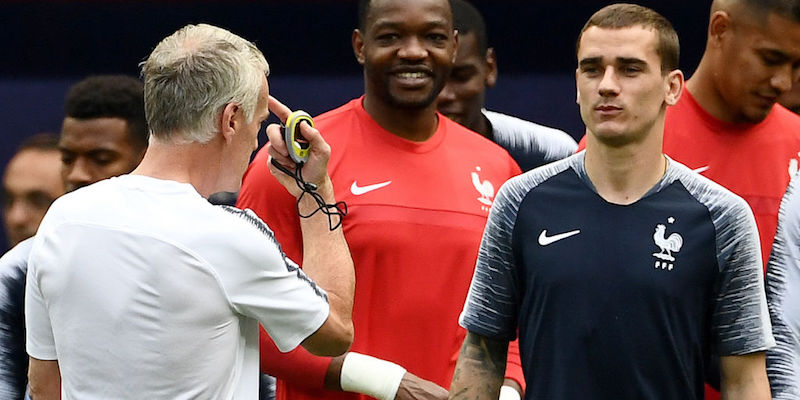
[372,19,450,31]
[578,56,647,67]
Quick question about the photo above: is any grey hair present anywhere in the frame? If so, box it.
[140,24,269,143]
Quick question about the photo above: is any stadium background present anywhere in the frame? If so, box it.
[0,0,709,249]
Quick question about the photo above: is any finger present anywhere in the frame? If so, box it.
[265,123,289,158]
[268,96,292,123]
[266,143,293,169]
[297,121,323,147]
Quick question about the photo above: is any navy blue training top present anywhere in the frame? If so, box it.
[460,152,774,400]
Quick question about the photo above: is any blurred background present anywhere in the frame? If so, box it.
[0,0,710,247]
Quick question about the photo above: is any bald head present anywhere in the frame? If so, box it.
[711,0,800,24]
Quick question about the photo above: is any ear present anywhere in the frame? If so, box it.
[485,47,498,88]
[664,69,685,106]
[708,11,732,47]
[575,68,581,104]
[219,103,239,144]
[353,29,366,65]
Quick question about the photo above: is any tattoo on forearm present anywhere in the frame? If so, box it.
[449,332,508,399]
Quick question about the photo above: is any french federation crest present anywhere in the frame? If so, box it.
[652,217,683,270]
[471,166,495,212]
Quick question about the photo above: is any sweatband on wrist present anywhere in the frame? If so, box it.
[499,385,522,400]
[340,352,407,400]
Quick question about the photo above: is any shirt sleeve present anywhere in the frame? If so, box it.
[215,206,330,353]
[236,147,334,384]
[24,235,57,360]
[0,239,33,398]
[710,195,775,356]
[459,177,525,341]
[766,177,800,399]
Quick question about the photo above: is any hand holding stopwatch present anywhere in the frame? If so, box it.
[271,110,317,189]
[269,109,347,230]
[283,110,314,164]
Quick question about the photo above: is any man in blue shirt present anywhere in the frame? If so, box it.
[449,4,773,399]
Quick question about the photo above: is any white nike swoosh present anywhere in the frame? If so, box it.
[350,180,392,195]
[692,165,710,174]
[538,229,581,246]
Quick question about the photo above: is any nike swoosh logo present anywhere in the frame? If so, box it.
[692,165,710,174]
[538,229,581,246]
[350,180,392,195]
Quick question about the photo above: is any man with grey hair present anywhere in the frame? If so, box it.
[25,23,355,399]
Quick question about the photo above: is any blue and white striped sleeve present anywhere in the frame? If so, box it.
[767,175,800,399]
[458,176,526,341]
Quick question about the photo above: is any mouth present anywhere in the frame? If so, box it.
[390,68,433,88]
[595,104,623,116]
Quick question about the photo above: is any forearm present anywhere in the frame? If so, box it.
[720,353,771,400]
[296,179,355,354]
[28,358,60,400]
[449,332,508,400]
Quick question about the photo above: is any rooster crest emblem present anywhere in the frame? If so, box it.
[471,166,495,211]
[652,221,683,270]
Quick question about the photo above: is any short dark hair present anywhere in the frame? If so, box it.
[64,75,148,150]
[738,0,800,23]
[577,3,680,74]
[358,0,454,30]
[16,132,60,153]
[451,0,488,54]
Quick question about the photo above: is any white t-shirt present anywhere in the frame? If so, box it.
[25,175,330,399]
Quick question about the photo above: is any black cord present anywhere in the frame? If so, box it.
[270,158,348,231]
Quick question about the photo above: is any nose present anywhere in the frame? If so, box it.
[64,158,93,191]
[438,83,456,104]
[771,65,794,94]
[598,66,621,97]
[5,200,31,228]
[398,37,427,61]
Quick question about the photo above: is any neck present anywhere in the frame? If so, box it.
[686,56,737,124]
[584,126,667,205]
[130,138,223,198]
[363,95,439,141]
[473,112,492,139]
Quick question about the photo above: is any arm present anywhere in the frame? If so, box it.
[448,331,509,399]
[28,357,60,400]
[720,353,770,400]
[765,176,800,399]
[265,96,354,356]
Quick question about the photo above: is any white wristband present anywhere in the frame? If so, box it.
[340,352,407,400]
[499,385,522,400]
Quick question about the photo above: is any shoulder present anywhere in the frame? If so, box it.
[496,153,580,206]
[444,115,513,155]
[485,110,577,148]
[210,205,284,254]
[666,160,759,260]
[314,99,360,127]
[668,159,751,215]
[768,104,800,132]
[0,238,33,281]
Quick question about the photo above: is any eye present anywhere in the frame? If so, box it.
[622,66,642,75]
[376,33,400,44]
[60,154,75,165]
[580,66,600,77]
[426,33,448,43]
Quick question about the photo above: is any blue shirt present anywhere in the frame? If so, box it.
[460,152,774,399]
[0,238,32,399]
[484,110,577,172]
[766,171,800,399]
